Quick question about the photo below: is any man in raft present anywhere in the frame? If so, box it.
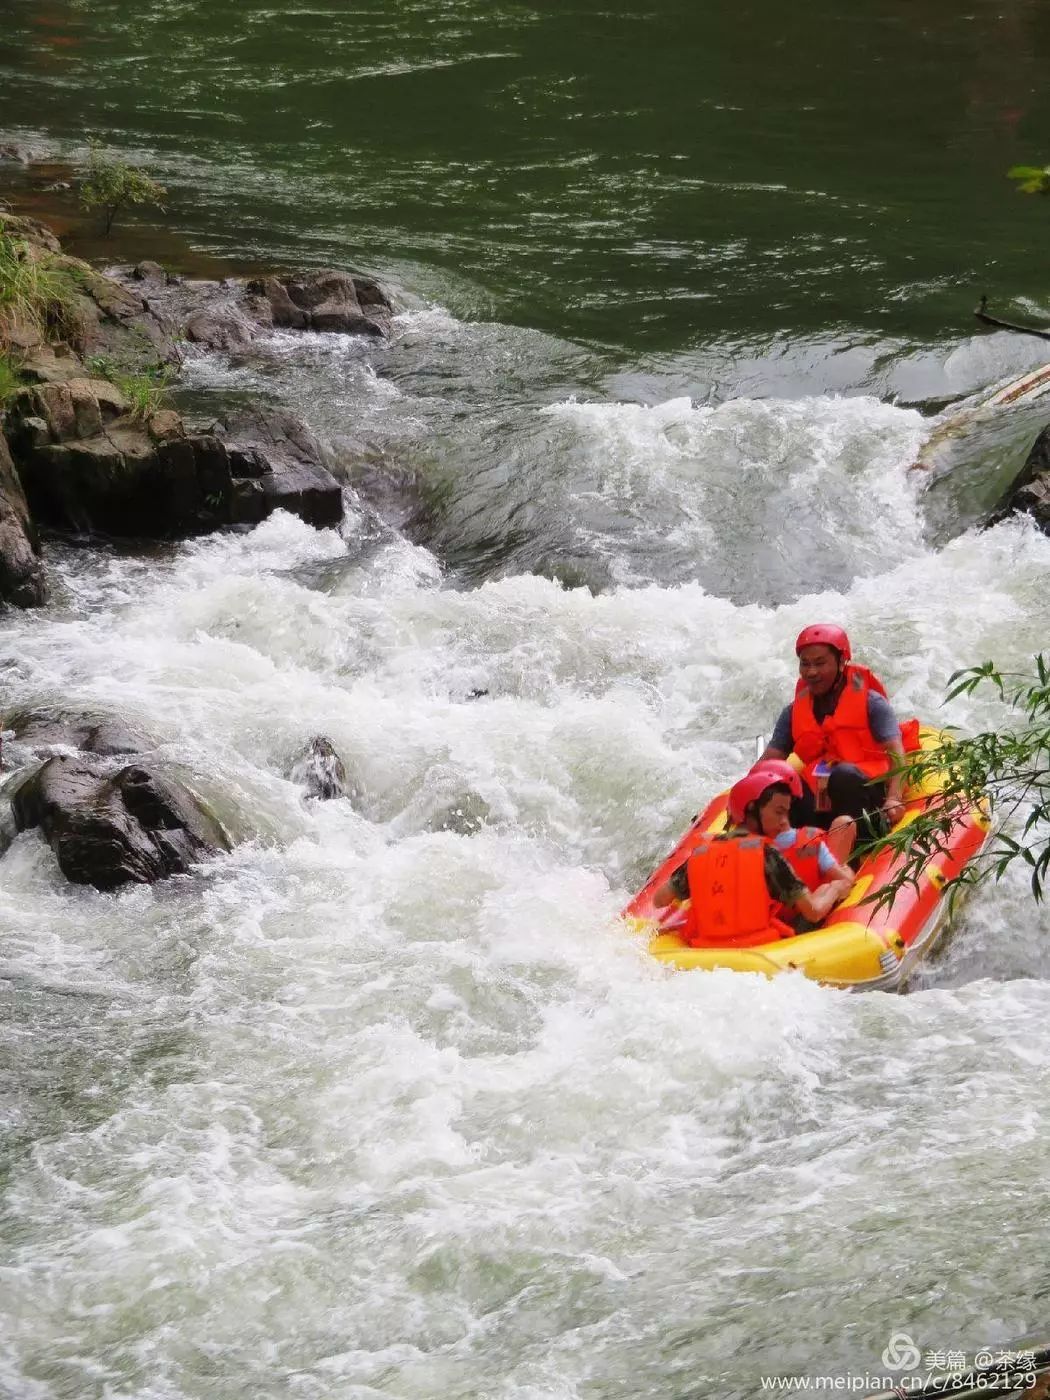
[758,624,915,847]
[652,765,854,944]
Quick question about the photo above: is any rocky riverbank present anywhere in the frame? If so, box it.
[0,199,391,887]
[0,209,396,606]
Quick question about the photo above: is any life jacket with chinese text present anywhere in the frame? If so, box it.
[682,836,794,948]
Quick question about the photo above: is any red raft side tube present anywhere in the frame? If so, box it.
[623,727,992,990]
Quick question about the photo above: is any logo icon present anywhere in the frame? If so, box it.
[882,1332,922,1372]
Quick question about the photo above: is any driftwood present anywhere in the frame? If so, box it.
[975,295,1050,341]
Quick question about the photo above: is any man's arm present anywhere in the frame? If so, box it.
[766,845,850,925]
[759,704,794,763]
[792,876,853,924]
[882,736,905,819]
[868,693,907,822]
[816,840,855,890]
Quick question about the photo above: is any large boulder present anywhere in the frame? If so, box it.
[11,755,229,890]
[184,304,260,352]
[0,431,47,607]
[260,269,392,338]
[214,406,344,529]
[989,422,1050,531]
[5,383,344,537]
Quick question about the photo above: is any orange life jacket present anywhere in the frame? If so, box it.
[792,663,895,786]
[683,835,795,948]
[775,826,827,891]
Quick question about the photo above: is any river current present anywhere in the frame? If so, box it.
[3,2,1050,1396]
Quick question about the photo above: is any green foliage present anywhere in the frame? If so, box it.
[79,141,166,236]
[118,370,170,420]
[1007,164,1050,196]
[0,231,84,349]
[869,657,1050,908]
[86,354,171,419]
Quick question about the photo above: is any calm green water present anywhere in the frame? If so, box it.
[2,0,1050,358]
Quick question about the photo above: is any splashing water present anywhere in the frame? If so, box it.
[4,315,1050,1395]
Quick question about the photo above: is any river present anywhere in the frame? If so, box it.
[2,2,1050,1396]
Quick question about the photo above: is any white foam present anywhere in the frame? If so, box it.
[4,392,1050,1397]
[541,393,927,593]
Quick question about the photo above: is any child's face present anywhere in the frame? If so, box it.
[759,791,792,837]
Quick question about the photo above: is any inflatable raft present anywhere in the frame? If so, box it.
[624,727,991,991]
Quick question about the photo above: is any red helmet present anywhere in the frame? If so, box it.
[795,624,851,661]
[750,759,804,795]
[728,764,803,825]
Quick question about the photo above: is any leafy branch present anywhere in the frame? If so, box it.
[1008,164,1050,196]
[863,657,1050,911]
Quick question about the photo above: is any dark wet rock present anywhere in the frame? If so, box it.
[271,269,391,338]
[291,736,349,801]
[423,788,492,836]
[11,755,229,890]
[0,432,47,608]
[106,260,395,351]
[214,406,344,529]
[988,422,1050,531]
[7,709,154,758]
[130,260,165,283]
[185,305,259,352]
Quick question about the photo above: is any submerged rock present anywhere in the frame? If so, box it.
[11,755,229,890]
[7,708,154,758]
[291,736,349,801]
[0,431,47,608]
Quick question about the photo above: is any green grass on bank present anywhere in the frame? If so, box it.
[86,355,171,420]
[0,229,84,351]
[0,352,21,403]
[0,219,174,423]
